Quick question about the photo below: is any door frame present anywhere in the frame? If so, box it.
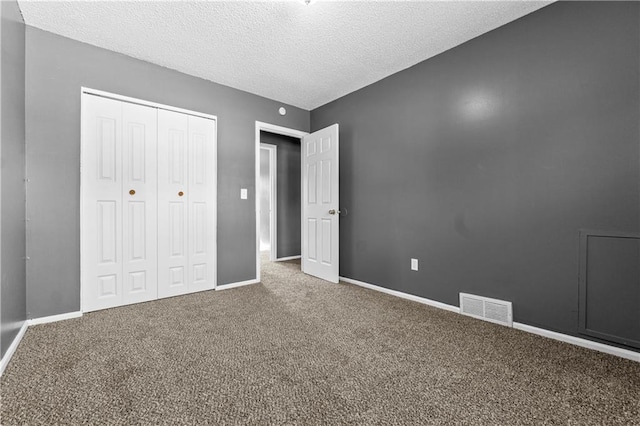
[254,121,308,282]
[80,87,218,313]
[259,143,277,261]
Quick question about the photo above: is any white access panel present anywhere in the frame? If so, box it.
[302,124,339,283]
[82,95,124,312]
[187,115,216,293]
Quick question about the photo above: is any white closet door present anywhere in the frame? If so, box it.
[157,111,216,298]
[121,103,158,305]
[82,95,124,312]
[187,115,216,292]
[83,91,217,311]
[157,110,190,298]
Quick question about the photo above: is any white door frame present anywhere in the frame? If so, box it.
[259,143,277,260]
[80,87,218,313]
[254,122,308,282]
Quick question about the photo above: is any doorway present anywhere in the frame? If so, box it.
[255,122,307,281]
[258,132,304,264]
[255,121,340,283]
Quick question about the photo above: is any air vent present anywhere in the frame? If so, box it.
[459,293,513,327]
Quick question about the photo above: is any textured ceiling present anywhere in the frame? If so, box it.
[18,1,552,110]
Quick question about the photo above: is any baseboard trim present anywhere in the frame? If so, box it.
[216,279,260,291]
[513,322,640,362]
[28,311,83,326]
[339,276,461,314]
[275,255,301,262]
[340,275,639,363]
[0,321,28,377]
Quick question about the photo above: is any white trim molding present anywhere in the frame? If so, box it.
[1,311,85,376]
[513,322,640,363]
[216,279,260,291]
[0,321,28,377]
[81,87,218,121]
[28,311,83,326]
[275,255,301,262]
[340,276,640,363]
[340,276,460,314]
[255,121,309,140]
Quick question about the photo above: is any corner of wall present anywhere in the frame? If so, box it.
[0,0,28,360]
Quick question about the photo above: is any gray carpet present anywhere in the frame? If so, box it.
[1,257,639,425]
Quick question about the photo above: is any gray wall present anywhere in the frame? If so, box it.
[1,0,26,358]
[311,1,640,345]
[25,27,309,318]
[260,131,301,259]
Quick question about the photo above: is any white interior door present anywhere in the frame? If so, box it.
[82,95,124,311]
[302,124,339,283]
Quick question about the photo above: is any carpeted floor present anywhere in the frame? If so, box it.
[1,257,639,425]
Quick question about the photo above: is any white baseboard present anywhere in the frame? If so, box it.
[513,322,640,363]
[339,276,460,314]
[275,255,301,262]
[216,279,260,291]
[340,275,640,363]
[0,321,28,377]
[28,311,83,326]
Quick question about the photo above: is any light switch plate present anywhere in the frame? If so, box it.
[411,258,418,271]
[240,188,248,199]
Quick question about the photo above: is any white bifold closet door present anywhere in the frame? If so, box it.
[82,94,216,313]
[82,95,158,312]
[157,110,216,298]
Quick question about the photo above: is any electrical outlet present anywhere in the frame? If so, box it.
[240,188,248,199]
[411,258,418,271]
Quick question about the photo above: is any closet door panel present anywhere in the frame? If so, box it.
[122,103,158,305]
[158,109,190,298]
[82,95,124,312]
[188,116,216,292]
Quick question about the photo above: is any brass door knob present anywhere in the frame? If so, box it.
[129,189,135,195]
[329,209,341,215]
[178,191,184,197]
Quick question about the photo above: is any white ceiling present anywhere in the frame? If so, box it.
[18,1,551,110]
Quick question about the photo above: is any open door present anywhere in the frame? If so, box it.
[302,124,339,283]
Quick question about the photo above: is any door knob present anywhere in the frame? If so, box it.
[178,191,184,197]
[329,209,341,215]
[129,189,135,195]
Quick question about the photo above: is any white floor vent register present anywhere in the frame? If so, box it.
[459,293,513,327]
